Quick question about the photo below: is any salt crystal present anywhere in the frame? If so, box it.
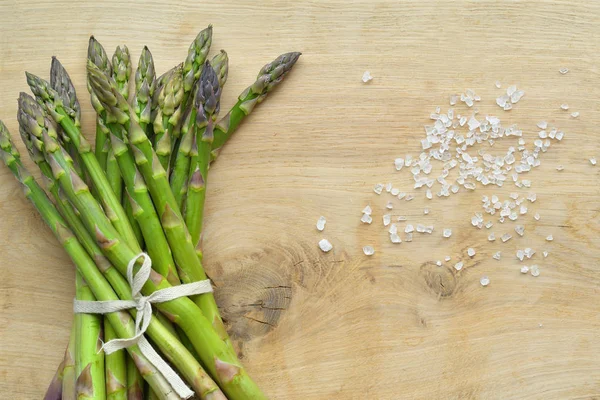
[480,276,490,287]
[510,193,519,200]
[405,224,414,233]
[524,248,535,258]
[423,208,429,215]
[520,205,528,215]
[504,102,513,111]
[318,239,333,252]
[515,225,525,236]
[386,183,393,192]
[391,188,400,196]
[467,248,476,257]
[363,246,375,256]
[530,265,540,277]
[450,95,458,106]
[539,130,548,139]
[511,90,525,103]
[362,71,373,83]
[488,232,495,241]
[527,193,537,202]
[386,202,394,210]
[389,224,398,234]
[543,251,549,258]
[436,260,442,267]
[485,221,493,229]
[362,205,372,215]
[571,111,579,118]
[443,229,452,238]
[468,116,481,130]
[507,85,517,96]
[451,185,459,194]
[426,189,432,200]
[520,266,529,274]
[555,131,564,140]
[534,213,540,221]
[397,192,406,200]
[560,103,569,110]
[394,158,404,171]
[495,81,502,88]
[316,216,326,231]
[454,261,464,271]
[373,183,384,195]
[546,234,553,241]
[496,95,509,108]
[537,121,547,129]
[390,233,402,244]
[383,214,391,226]
[493,251,502,260]
[416,224,425,233]
[590,157,597,166]
[501,233,512,242]
[405,194,414,201]
[445,256,451,262]
[559,67,569,74]
[361,214,372,224]
[517,249,525,261]
[405,232,413,242]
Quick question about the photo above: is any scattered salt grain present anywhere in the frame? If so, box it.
[318,239,333,253]
[537,121,547,129]
[362,71,373,83]
[546,234,553,241]
[530,265,540,277]
[515,225,525,236]
[386,202,394,210]
[524,248,535,258]
[485,221,493,229]
[560,103,569,110]
[389,224,398,234]
[363,246,375,256]
[383,214,391,226]
[520,266,530,274]
[527,193,537,202]
[493,251,502,260]
[480,276,490,287]
[405,194,414,201]
[488,232,495,241]
[390,233,402,244]
[590,157,597,166]
[373,183,384,195]
[316,216,326,231]
[543,251,549,258]
[501,233,512,242]
[556,165,564,171]
[362,205,372,215]
[416,224,425,233]
[445,256,451,262]
[405,224,414,233]
[391,188,400,196]
[423,208,429,215]
[405,232,413,242]
[534,213,541,221]
[495,81,502,88]
[516,249,525,261]
[385,183,393,192]
[467,248,476,257]
[571,111,579,118]
[559,67,569,75]
[443,229,452,238]
[426,189,432,200]
[436,260,442,267]
[395,158,404,171]
[361,214,373,224]
[454,261,464,271]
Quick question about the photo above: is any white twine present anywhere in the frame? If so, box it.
[74,253,213,399]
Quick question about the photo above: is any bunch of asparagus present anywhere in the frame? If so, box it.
[0,25,300,400]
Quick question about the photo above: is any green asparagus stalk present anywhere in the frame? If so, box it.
[126,357,144,400]
[169,50,229,209]
[152,65,184,170]
[87,37,113,171]
[44,341,68,400]
[75,271,106,400]
[87,65,231,344]
[26,72,142,253]
[211,51,301,160]
[1,123,204,400]
[184,62,221,254]
[132,47,156,136]
[63,73,267,397]
[15,103,224,399]
[62,320,77,400]
[182,26,213,107]
[111,46,132,101]
[106,148,123,201]
[104,317,127,400]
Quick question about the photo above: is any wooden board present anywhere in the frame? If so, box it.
[1,0,599,398]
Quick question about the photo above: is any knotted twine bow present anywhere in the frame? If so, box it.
[73,253,213,399]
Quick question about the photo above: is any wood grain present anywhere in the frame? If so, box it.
[1,0,599,399]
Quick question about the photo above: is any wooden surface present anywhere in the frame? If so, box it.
[1,1,599,399]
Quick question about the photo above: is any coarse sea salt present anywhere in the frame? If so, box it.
[316,216,326,231]
[318,239,332,253]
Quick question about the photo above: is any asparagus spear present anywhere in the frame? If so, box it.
[87,36,113,171]
[88,64,231,343]
[104,317,127,400]
[112,45,132,101]
[62,321,77,400]
[43,342,68,400]
[0,127,179,400]
[105,148,123,201]
[26,72,142,253]
[15,103,224,399]
[169,50,229,209]
[184,62,221,253]
[75,271,106,400]
[182,26,213,105]
[126,357,144,400]
[211,51,301,160]
[152,65,184,170]
[85,70,266,399]
[132,46,156,136]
